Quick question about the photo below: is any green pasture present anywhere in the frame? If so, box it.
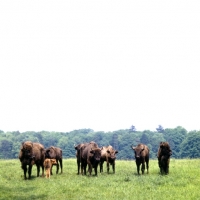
[0,159,200,200]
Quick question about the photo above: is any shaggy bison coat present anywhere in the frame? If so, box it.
[45,146,63,175]
[74,143,89,175]
[157,142,172,174]
[81,141,102,176]
[131,143,149,175]
[19,141,45,179]
[43,158,57,178]
[100,145,118,174]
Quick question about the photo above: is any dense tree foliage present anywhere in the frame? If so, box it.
[0,127,199,159]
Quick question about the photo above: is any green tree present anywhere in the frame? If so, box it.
[0,139,13,158]
[164,126,187,158]
[156,125,164,133]
[180,131,200,158]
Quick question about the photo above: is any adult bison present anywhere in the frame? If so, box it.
[157,142,172,175]
[131,143,149,175]
[45,146,63,175]
[19,141,45,180]
[74,143,88,175]
[81,141,102,176]
[100,145,118,174]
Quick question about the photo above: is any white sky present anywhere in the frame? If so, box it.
[0,0,200,133]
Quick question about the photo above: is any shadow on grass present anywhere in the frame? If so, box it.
[0,185,48,200]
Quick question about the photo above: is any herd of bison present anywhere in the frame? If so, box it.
[18,141,172,180]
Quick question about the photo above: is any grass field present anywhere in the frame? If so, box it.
[0,159,200,200]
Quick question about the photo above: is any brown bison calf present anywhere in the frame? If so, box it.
[43,159,57,178]
[157,142,172,175]
[131,143,149,175]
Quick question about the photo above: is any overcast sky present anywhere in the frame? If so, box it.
[0,0,200,133]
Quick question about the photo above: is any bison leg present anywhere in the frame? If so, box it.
[94,166,98,176]
[164,164,169,174]
[80,163,83,175]
[28,165,33,179]
[36,164,40,177]
[100,161,104,173]
[146,160,149,174]
[23,165,28,180]
[50,165,53,175]
[112,162,115,173]
[59,160,63,174]
[81,161,87,175]
[41,165,44,177]
[161,166,164,174]
[107,162,110,174]
[141,162,145,174]
[56,163,59,174]
[88,165,92,176]
[84,165,87,175]
[166,166,169,174]
[136,163,140,175]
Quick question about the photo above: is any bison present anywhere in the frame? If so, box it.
[81,141,102,176]
[19,141,45,179]
[131,143,149,175]
[74,143,88,175]
[157,142,172,175]
[100,145,118,174]
[45,146,63,175]
[43,158,57,178]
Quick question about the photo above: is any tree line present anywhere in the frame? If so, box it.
[0,126,200,159]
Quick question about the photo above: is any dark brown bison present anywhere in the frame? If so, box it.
[81,141,102,176]
[131,143,149,175]
[100,145,118,174]
[45,146,63,175]
[19,141,45,179]
[157,142,172,174]
[74,143,88,175]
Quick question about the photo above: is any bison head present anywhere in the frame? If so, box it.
[90,148,102,162]
[45,146,59,159]
[131,144,145,159]
[20,141,34,160]
[107,149,118,161]
[159,142,172,157]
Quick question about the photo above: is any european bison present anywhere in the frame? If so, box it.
[157,142,172,175]
[100,145,118,174]
[74,143,88,175]
[131,143,149,175]
[45,146,63,175]
[81,141,102,176]
[19,141,45,179]
[43,158,57,178]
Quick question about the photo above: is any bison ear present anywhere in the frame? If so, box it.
[131,144,136,150]
[51,159,57,164]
